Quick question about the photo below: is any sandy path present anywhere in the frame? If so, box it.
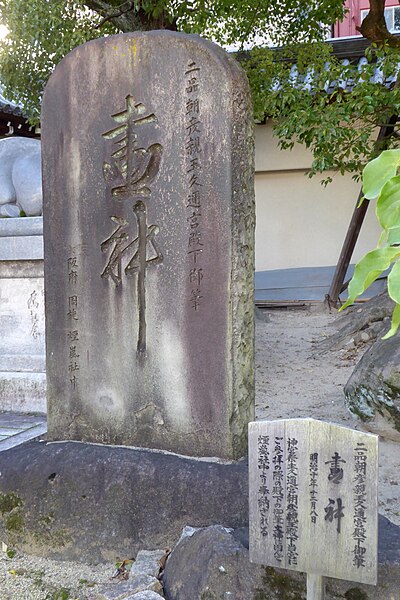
[255,307,400,526]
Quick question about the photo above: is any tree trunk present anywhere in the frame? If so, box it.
[84,1,178,33]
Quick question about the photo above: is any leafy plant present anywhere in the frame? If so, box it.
[340,149,400,337]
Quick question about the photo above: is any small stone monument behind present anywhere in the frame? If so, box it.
[42,31,254,459]
[249,418,378,597]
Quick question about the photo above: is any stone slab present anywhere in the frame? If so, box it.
[42,31,255,459]
[0,423,47,451]
[0,372,46,414]
[0,260,44,279]
[0,216,43,237]
[0,440,249,563]
[0,236,43,260]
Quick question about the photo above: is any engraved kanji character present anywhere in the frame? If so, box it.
[187,210,201,228]
[185,61,200,75]
[101,216,130,286]
[190,288,203,311]
[67,257,78,269]
[188,173,202,188]
[187,157,201,173]
[67,330,79,342]
[189,268,203,286]
[186,98,200,114]
[102,95,162,199]
[186,116,201,137]
[186,77,198,93]
[186,136,201,156]
[187,190,201,208]
[68,362,79,373]
[69,346,80,359]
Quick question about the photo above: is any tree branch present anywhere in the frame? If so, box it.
[84,0,177,32]
[356,0,400,47]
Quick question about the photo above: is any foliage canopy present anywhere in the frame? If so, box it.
[1,1,400,182]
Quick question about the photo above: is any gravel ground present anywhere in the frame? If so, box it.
[0,307,398,599]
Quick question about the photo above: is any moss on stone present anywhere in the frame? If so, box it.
[5,512,24,532]
[0,493,23,514]
[253,566,305,600]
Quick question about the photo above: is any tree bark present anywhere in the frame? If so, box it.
[356,0,400,46]
[84,0,178,33]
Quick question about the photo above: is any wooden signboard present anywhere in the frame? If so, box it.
[249,419,378,592]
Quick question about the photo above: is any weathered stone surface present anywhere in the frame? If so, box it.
[163,525,285,600]
[42,30,255,459]
[345,334,400,441]
[125,593,163,600]
[163,521,400,600]
[0,440,248,563]
[0,137,42,216]
[130,550,165,578]
[96,574,162,600]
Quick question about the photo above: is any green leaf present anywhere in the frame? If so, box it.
[362,150,400,200]
[388,258,400,304]
[340,246,400,310]
[387,227,400,245]
[382,303,400,339]
[376,175,400,230]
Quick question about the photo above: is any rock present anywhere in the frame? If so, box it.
[96,574,162,600]
[0,440,248,562]
[0,137,42,216]
[344,334,400,441]
[163,525,267,600]
[130,550,165,578]
[126,593,163,600]
[164,521,400,600]
[360,332,370,343]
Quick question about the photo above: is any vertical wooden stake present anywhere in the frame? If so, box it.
[307,574,325,600]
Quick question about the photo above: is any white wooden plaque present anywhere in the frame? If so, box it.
[249,419,378,585]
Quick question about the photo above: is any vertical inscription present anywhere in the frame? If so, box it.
[249,420,378,584]
[257,435,270,537]
[353,443,368,568]
[272,436,284,562]
[286,438,299,566]
[27,290,40,339]
[101,95,164,354]
[185,61,204,311]
[67,250,80,389]
[324,451,346,533]
[309,452,319,524]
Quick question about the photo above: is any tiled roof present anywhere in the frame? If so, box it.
[0,87,24,117]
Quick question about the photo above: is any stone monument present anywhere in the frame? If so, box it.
[42,31,255,459]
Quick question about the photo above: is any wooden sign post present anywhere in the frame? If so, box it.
[249,419,378,599]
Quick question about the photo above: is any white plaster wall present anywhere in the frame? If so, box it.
[254,123,382,272]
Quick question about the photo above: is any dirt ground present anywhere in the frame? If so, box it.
[255,306,400,527]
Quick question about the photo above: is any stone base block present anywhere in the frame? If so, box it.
[0,372,46,413]
[0,440,248,563]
